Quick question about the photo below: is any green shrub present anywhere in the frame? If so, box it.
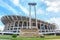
[12,34,17,38]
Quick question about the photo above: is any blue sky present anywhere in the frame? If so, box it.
[0,0,60,30]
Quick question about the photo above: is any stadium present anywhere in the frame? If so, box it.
[0,3,58,37]
[1,15,55,35]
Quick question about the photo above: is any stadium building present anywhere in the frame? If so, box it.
[1,15,55,35]
[0,3,56,36]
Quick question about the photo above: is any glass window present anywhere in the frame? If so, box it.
[41,24,45,30]
[18,31,20,32]
[41,24,43,26]
[14,28,17,30]
[32,23,36,26]
[28,22,29,26]
[48,25,51,30]
[10,28,13,30]
[45,25,47,29]
[38,24,40,29]
[41,26,45,29]
[15,21,18,27]
[23,22,27,26]
[11,26,13,27]
[18,28,20,29]
[8,29,9,30]
[13,31,16,33]
[19,21,22,26]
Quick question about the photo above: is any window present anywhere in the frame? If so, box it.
[48,25,51,30]
[23,22,27,26]
[28,22,29,26]
[18,28,20,29]
[41,24,43,26]
[41,24,45,30]
[14,28,17,30]
[13,31,16,33]
[32,23,36,26]
[15,21,18,26]
[45,25,47,29]
[38,24,40,29]
[10,28,13,30]
[8,29,9,30]
[18,31,20,32]
[19,21,22,26]
[11,26,13,27]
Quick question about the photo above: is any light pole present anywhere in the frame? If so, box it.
[28,3,37,29]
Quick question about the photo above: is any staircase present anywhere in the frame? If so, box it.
[20,28,39,37]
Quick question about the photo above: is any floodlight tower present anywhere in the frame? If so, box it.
[28,3,37,29]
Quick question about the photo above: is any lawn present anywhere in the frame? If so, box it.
[0,35,60,40]
[0,35,12,39]
[12,37,45,40]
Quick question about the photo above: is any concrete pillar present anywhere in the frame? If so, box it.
[29,5,31,29]
[27,21,28,29]
[17,21,19,33]
[18,21,19,27]
[47,25,48,32]
[34,6,37,29]
[44,24,45,32]
[8,24,10,32]
[28,3,37,29]
[40,23,42,33]
[22,21,23,28]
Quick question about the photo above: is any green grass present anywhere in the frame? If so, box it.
[0,35,60,40]
[0,35,12,39]
[11,37,45,40]
[11,35,60,40]
[45,35,60,39]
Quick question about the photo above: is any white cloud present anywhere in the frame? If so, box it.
[11,0,19,5]
[0,0,19,15]
[0,21,4,31]
[0,25,4,31]
[10,0,29,15]
[18,5,29,15]
[28,8,44,16]
[43,0,60,13]
[37,9,44,14]
[10,0,44,16]
[47,17,60,30]
[0,15,3,19]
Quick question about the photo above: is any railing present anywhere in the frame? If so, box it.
[22,26,37,29]
[38,29,55,32]
[38,29,57,34]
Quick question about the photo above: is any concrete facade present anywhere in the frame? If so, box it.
[1,15,55,35]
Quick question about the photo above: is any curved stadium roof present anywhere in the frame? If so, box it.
[1,15,51,25]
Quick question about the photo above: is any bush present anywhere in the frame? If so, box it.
[12,34,17,38]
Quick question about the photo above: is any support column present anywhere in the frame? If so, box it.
[40,23,42,33]
[39,23,41,32]
[44,24,45,32]
[47,25,48,32]
[34,5,37,29]
[22,21,23,28]
[18,21,19,27]
[17,21,19,33]
[29,5,31,29]
[27,21,28,29]
[28,3,37,29]
[50,25,52,32]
